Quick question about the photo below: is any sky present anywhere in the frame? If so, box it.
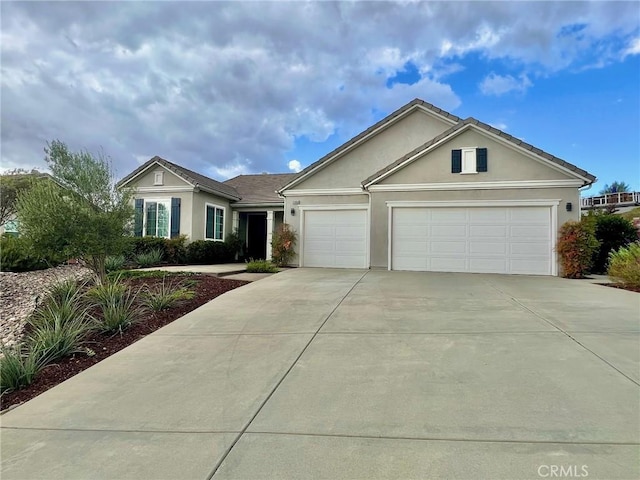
[1,1,639,194]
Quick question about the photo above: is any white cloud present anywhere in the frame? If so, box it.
[480,73,532,96]
[287,160,302,173]
[0,1,638,177]
[623,37,640,58]
[489,122,508,131]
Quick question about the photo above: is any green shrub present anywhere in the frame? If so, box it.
[105,255,126,272]
[134,248,164,268]
[0,344,51,393]
[225,230,244,260]
[591,215,638,274]
[185,240,234,264]
[246,259,278,273]
[27,300,93,361]
[89,278,141,333]
[125,235,187,264]
[608,242,640,288]
[556,221,599,279]
[142,277,194,312]
[271,223,296,267]
[46,278,84,305]
[0,235,62,272]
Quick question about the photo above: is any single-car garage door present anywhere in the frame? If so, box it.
[391,206,552,275]
[302,209,367,268]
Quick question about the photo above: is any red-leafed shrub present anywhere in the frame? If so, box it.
[556,221,599,278]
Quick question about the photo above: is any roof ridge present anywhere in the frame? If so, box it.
[278,98,460,192]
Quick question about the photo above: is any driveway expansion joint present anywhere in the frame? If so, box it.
[206,270,370,480]
[485,281,640,388]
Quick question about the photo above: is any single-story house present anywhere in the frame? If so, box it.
[120,98,596,275]
[117,158,296,261]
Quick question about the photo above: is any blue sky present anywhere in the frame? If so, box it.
[2,1,639,194]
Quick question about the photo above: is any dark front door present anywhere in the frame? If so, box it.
[247,213,267,260]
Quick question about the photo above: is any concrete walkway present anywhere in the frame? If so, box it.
[2,269,639,479]
[140,263,247,275]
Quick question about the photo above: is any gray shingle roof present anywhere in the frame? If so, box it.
[224,173,298,205]
[362,117,597,187]
[118,156,241,200]
[278,98,461,192]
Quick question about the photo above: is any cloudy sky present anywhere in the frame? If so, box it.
[2,1,639,192]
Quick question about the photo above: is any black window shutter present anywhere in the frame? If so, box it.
[477,148,488,172]
[170,197,181,238]
[134,199,144,237]
[451,149,462,173]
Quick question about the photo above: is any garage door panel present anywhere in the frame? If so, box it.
[302,209,367,269]
[470,225,507,237]
[432,225,467,237]
[392,206,552,275]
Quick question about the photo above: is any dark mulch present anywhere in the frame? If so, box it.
[1,274,248,411]
[602,283,640,293]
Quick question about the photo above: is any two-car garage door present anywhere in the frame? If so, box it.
[391,206,552,275]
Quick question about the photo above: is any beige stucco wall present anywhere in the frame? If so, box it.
[379,128,575,185]
[132,165,193,188]
[191,190,233,241]
[293,110,454,189]
[368,188,580,269]
[133,191,194,240]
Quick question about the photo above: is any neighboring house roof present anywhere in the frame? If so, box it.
[278,98,461,192]
[224,173,298,205]
[362,117,597,188]
[118,156,241,200]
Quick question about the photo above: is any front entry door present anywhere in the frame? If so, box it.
[247,213,267,260]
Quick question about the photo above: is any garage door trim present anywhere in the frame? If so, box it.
[386,199,560,275]
[299,204,370,268]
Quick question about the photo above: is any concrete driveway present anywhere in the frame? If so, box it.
[2,269,639,479]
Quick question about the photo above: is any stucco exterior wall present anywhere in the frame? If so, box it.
[379,129,575,185]
[293,110,454,189]
[131,165,192,188]
[191,190,233,241]
[369,187,580,269]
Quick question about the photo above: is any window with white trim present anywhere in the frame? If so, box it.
[144,200,171,238]
[153,171,164,186]
[205,204,225,241]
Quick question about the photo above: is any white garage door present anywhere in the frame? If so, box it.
[302,209,367,268]
[392,206,552,275]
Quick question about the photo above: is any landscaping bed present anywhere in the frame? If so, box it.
[1,273,248,411]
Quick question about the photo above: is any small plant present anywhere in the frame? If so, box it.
[134,248,164,268]
[608,242,640,288]
[246,259,278,273]
[0,344,51,393]
[142,277,195,312]
[27,301,93,361]
[88,276,141,333]
[46,278,84,305]
[556,221,599,278]
[271,223,296,267]
[105,254,126,272]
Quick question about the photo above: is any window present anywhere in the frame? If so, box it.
[205,204,225,241]
[3,220,19,237]
[153,171,164,186]
[451,148,488,174]
[144,200,171,237]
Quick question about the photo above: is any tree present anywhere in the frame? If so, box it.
[0,169,44,226]
[599,181,631,195]
[16,141,134,282]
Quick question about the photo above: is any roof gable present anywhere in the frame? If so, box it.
[279,98,460,192]
[362,118,597,187]
[118,156,240,200]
